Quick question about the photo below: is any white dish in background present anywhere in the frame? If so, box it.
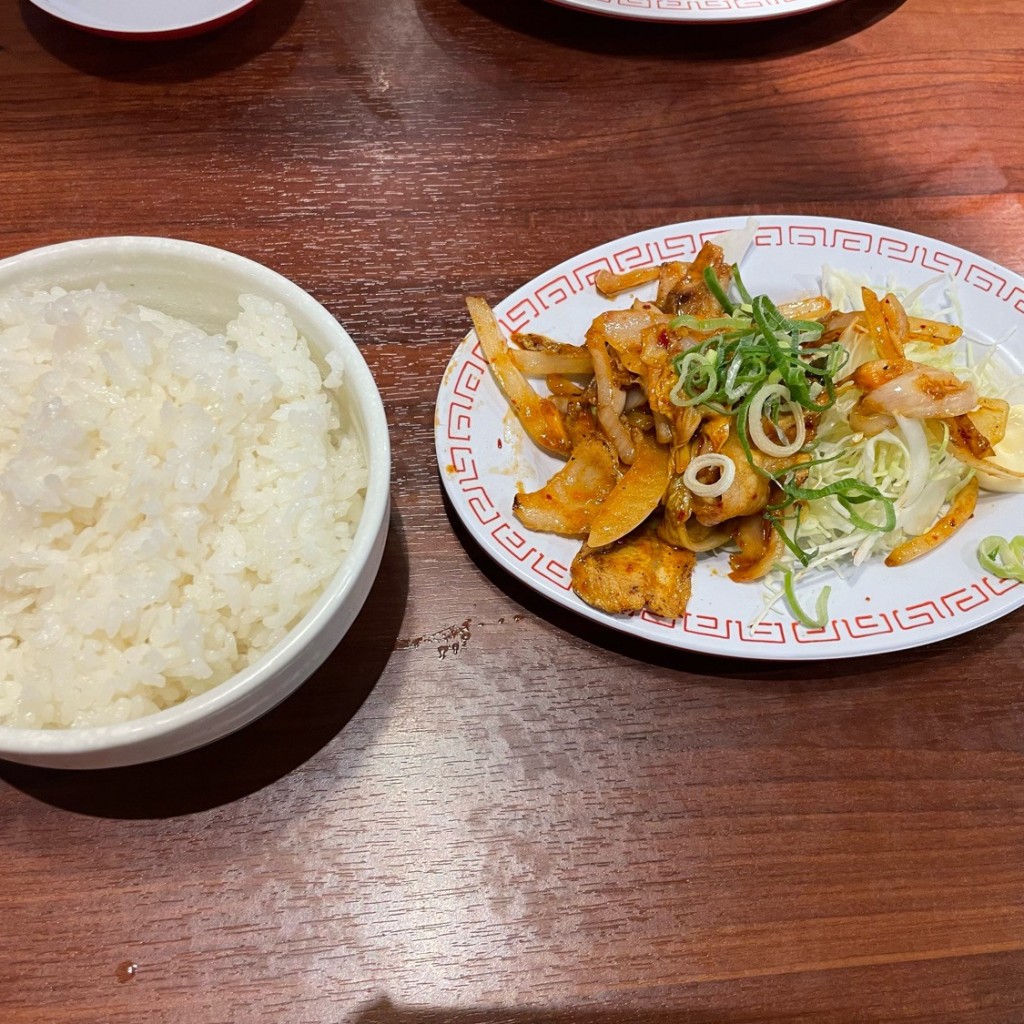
[26,0,260,39]
[435,215,1024,661]
[546,0,844,23]
[0,237,390,768]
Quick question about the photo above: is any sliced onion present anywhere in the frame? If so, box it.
[848,399,895,437]
[587,334,635,464]
[653,410,673,445]
[861,366,977,419]
[747,383,806,457]
[894,416,929,504]
[623,386,648,411]
[718,216,758,267]
[683,453,736,498]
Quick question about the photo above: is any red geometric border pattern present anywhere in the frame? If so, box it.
[442,220,1024,645]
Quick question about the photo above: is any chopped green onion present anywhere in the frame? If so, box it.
[978,535,1024,583]
[670,351,719,407]
[767,511,816,567]
[702,265,735,315]
[773,478,897,534]
[783,570,832,629]
[670,314,749,332]
[732,263,754,306]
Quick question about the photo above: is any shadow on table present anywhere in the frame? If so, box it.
[440,487,996,690]
[0,507,408,819]
[420,0,907,60]
[19,0,305,81]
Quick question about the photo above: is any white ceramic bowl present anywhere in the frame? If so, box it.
[26,0,261,39]
[0,237,390,769]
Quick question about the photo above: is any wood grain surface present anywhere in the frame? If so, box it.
[3,0,1024,1021]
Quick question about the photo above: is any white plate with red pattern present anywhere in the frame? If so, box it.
[545,0,844,23]
[435,215,1024,660]
[26,0,260,38]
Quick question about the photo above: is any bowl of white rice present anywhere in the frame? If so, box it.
[0,237,390,769]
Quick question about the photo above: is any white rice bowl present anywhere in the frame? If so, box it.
[0,238,390,768]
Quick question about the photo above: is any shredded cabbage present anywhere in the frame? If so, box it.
[762,268,1015,620]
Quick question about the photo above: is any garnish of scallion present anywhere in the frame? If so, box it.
[783,570,832,629]
[978,535,1024,583]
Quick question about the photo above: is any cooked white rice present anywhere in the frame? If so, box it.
[0,284,367,729]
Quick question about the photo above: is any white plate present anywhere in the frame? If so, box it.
[435,215,1024,661]
[545,0,844,23]
[26,0,260,39]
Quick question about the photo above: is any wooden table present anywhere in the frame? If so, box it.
[3,0,1024,1020]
